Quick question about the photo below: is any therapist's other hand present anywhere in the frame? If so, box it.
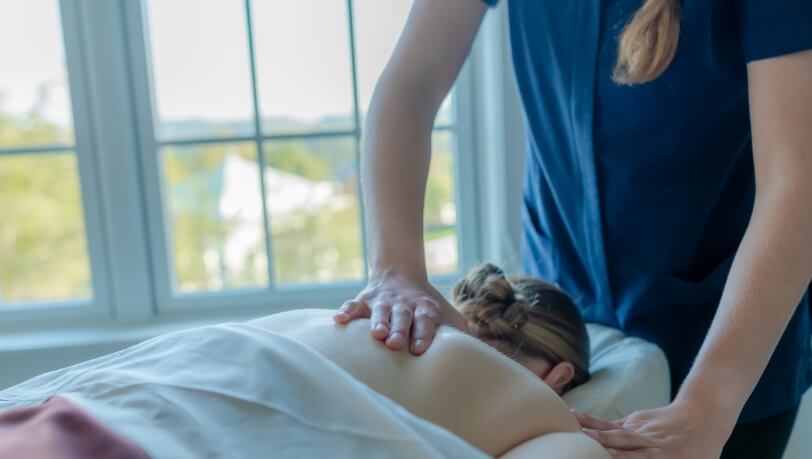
[334,269,458,355]
[574,401,729,458]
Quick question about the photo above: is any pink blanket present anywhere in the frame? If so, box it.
[0,396,149,459]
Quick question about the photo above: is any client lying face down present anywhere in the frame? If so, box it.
[0,262,607,459]
[451,262,590,394]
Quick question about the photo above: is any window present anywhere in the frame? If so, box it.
[136,0,466,309]
[1,0,482,326]
[0,0,107,311]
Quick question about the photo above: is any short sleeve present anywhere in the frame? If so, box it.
[738,0,812,62]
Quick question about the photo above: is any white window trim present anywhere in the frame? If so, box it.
[0,1,524,386]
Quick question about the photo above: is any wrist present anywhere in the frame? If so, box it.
[674,377,741,439]
[369,260,427,283]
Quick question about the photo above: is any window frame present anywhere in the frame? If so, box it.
[0,0,114,327]
[0,0,518,336]
[124,0,482,314]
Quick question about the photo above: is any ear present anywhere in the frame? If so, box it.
[542,361,575,394]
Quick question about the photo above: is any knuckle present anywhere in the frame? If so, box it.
[418,298,439,310]
[393,305,414,318]
[390,321,409,333]
[359,291,376,301]
[414,295,434,304]
[370,312,389,324]
[414,308,438,322]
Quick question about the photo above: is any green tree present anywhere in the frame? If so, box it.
[0,114,90,303]
[1,111,460,300]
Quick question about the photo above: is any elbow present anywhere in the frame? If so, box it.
[753,171,812,224]
[754,148,812,210]
[755,174,812,211]
[752,161,812,271]
[754,143,812,195]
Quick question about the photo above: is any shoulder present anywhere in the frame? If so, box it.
[248,308,337,331]
[423,327,580,454]
[249,311,580,455]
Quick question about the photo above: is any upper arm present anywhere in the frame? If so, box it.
[747,49,812,185]
[379,0,488,109]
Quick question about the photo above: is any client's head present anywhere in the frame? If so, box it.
[451,263,590,394]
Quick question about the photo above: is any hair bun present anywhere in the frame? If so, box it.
[452,262,506,301]
[452,263,529,339]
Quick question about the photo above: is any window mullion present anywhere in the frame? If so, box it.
[122,0,187,312]
[73,0,156,322]
[346,0,370,282]
[0,145,76,156]
[54,0,112,320]
[243,0,276,290]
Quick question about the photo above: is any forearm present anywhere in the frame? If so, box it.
[677,177,812,430]
[359,0,485,282]
[361,77,435,280]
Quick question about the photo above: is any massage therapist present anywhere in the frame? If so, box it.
[333,0,812,457]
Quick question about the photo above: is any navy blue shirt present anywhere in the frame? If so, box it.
[482,0,812,422]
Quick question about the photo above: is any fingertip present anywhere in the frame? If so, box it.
[333,312,349,323]
[409,338,427,355]
[371,323,389,340]
[385,332,406,350]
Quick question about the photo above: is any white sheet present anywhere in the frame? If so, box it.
[0,320,670,457]
[0,323,489,459]
[563,323,671,420]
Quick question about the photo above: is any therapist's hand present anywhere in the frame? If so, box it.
[333,269,464,355]
[574,400,731,458]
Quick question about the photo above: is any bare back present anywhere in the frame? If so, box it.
[249,309,606,458]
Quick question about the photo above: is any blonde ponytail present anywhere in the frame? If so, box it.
[613,0,682,85]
